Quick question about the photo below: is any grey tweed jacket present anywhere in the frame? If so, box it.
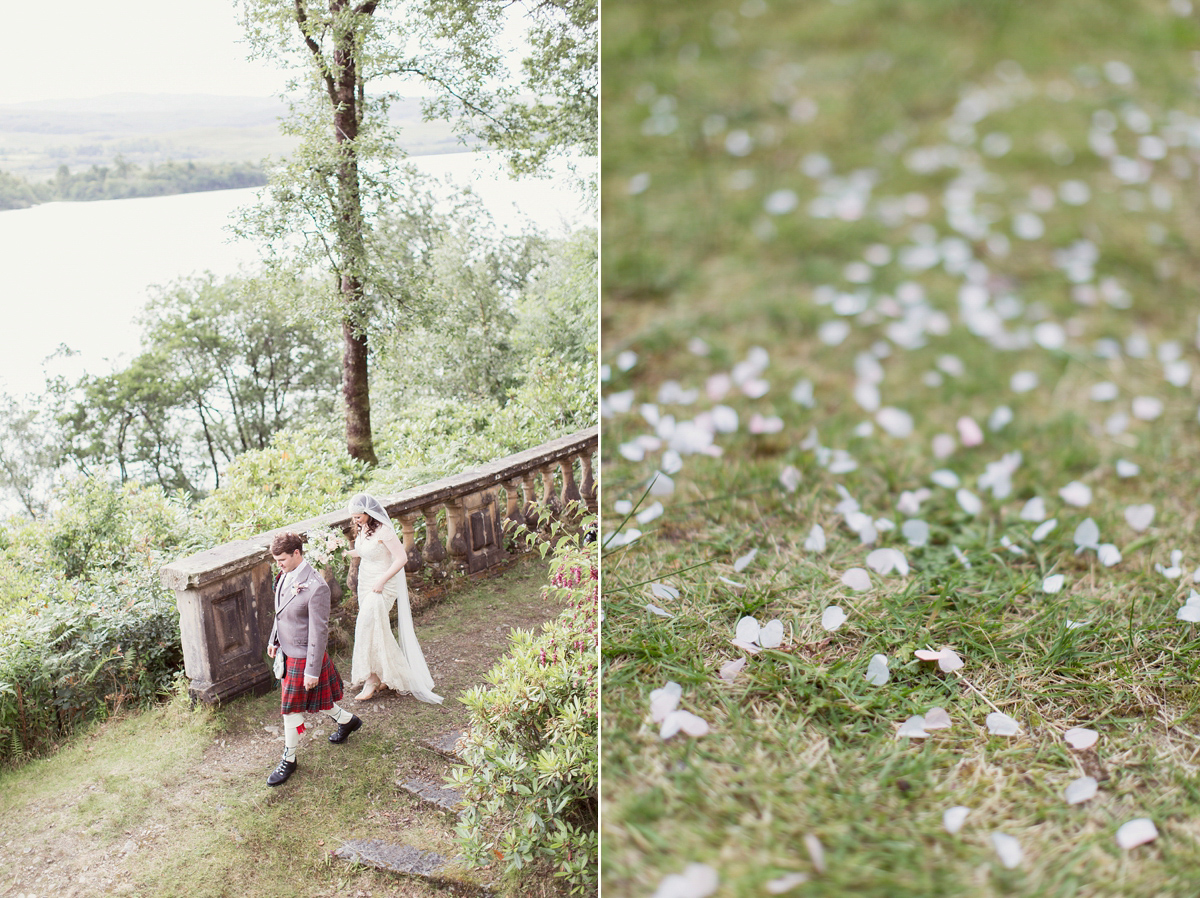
[268,561,331,680]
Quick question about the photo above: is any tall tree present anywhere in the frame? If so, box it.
[239,0,399,466]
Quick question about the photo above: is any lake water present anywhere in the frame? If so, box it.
[0,151,594,399]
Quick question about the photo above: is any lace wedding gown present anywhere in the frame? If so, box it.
[351,525,443,704]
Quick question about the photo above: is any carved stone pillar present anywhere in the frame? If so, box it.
[503,478,524,532]
[540,464,561,515]
[461,489,507,573]
[580,452,596,510]
[560,457,582,506]
[446,498,469,561]
[423,507,447,563]
[399,512,422,573]
[160,545,276,705]
[521,470,539,526]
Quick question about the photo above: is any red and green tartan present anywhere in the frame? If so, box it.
[280,653,344,714]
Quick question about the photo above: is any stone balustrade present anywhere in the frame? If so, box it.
[159,427,597,704]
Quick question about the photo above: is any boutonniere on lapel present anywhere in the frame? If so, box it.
[292,580,309,598]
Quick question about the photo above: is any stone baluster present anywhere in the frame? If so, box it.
[423,507,447,564]
[539,464,561,516]
[398,512,422,573]
[560,456,582,507]
[579,451,596,510]
[521,470,539,526]
[503,478,524,532]
[445,498,469,561]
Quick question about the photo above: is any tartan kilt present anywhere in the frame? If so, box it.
[280,652,344,714]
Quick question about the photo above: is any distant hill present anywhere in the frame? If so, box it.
[0,93,469,182]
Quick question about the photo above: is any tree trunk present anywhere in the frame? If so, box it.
[342,288,377,465]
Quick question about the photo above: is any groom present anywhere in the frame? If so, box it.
[265,531,362,786]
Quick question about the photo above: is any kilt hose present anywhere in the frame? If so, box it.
[280,653,344,714]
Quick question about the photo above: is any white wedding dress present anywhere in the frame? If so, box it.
[351,524,443,704]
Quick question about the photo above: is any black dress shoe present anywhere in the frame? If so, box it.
[267,757,298,786]
[329,715,362,744]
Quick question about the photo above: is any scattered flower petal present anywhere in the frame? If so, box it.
[1116,818,1158,850]
[1066,776,1099,805]
[986,712,1021,736]
[1043,574,1066,594]
[651,863,719,898]
[719,657,747,682]
[649,582,680,601]
[821,606,848,631]
[865,654,890,686]
[760,619,785,648]
[1059,481,1092,507]
[924,707,953,729]
[1124,504,1155,532]
[765,873,809,894]
[735,616,760,645]
[1065,727,1099,750]
[804,834,826,874]
[991,833,1023,869]
[733,548,758,572]
[805,524,827,553]
[943,806,970,834]
[1032,519,1058,542]
[841,568,871,591]
[660,709,710,740]
[649,682,682,722]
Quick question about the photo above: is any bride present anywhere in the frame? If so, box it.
[345,493,443,704]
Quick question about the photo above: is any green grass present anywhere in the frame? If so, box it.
[602,0,1200,895]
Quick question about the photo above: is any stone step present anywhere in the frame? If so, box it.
[333,840,494,894]
[399,776,465,813]
[420,730,466,760]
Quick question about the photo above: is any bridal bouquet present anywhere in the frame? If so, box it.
[304,524,351,582]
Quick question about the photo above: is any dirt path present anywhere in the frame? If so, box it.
[0,555,556,898]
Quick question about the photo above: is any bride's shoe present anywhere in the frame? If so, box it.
[356,676,381,701]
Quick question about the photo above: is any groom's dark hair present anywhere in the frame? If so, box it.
[271,532,305,556]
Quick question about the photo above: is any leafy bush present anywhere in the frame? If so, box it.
[0,565,183,763]
[195,425,369,541]
[448,513,598,895]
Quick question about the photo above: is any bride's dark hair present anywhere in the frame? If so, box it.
[354,515,382,538]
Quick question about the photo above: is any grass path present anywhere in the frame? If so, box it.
[0,555,555,898]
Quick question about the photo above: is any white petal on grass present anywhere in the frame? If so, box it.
[924,707,952,729]
[804,834,827,874]
[1011,371,1039,393]
[1132,396,1164,421]
[1116,459,1140,478]
[780,465,803,492]
[865,654,890,686]
[1043,574,1066,594]
[943,806,970,834]
[818,319,851,346]
[821,606,848,631]
[764,873,809,894]
[805,524,827,553]
[1020,497,1047,522]
[1032,518,1058,542]
[1065,727,1099,750]
[989,405,1014,430]
[902,519,930,547]
[1090,381,1119,401]
[613,499,634,516]
[735,616,760,645]
[648,473,675,497]
[711,405,739,432]
[956,416,984,447]
[660,709,710,740]
[937,649,964,673]
[733,548,758,572]
[651,863,719,898]
[649,582,680,601]
[841,568,871,591]
[649,682,683,722]
[992,833,1023,869]
[637,502,665,524]
[1074,518,1100,550]
[932,433,956,459]
[957,489,983,515]
[876,406,915,437]
[1177,592,1200,622]
[644,603,673,617]
[1059,481,1092,507]
[931,469,961,489]
[719,657,747,682]
[986,712,1021,735]
[760,619,785,649]
[1125,504,1155,532]
[898,715,929,738]
[1116,818,1158,850]
[867,548,909,576]
[1098,544,1123,566]
[1063,776,1098,805]
[765,189,799,215]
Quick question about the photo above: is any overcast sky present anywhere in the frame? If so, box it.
[4,0,295,104]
